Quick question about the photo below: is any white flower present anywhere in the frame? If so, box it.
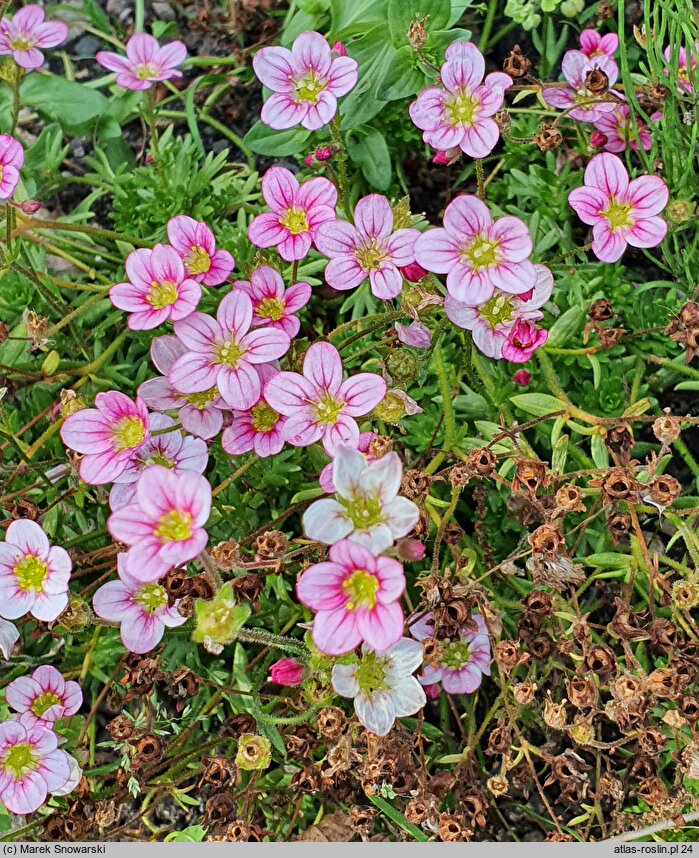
[303,445,419,552]
[331,638,426,736]
[0,618,18,659]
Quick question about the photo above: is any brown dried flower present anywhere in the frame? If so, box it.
[527,524,562,558]
[253,530,289,559]
[590,468,639,504]
[503,45,531,78]
[585,67,609,94]
[465,447,496,477]
[554,484,585,515]
[533,124,563,152]
[647,475,681,507]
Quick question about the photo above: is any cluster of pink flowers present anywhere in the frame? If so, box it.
[0,134,24,201]
[97,33,187,91]
[0,5,67,70]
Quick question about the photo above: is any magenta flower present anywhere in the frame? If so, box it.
[92,554,186,654]
[61,392,150,485]
[592,106,660,153]
[501,319,548,363]
[138,337,226,441]
[444,264,553,359]
[234,266,311,338]
[568,153,669,263]
[107,466,211,582]
[296,539,405,656]
[0,716,74,814]
[248,167,337,262]
[315,195,420,300]
[222,364,287,458]
[319,431,376,494]
[96,33,187,91]
[6,666,82,730]
[542,51,619,123]
[169,290,290,410]
[0,521,71,623]
[409,611,491,695]
[264,342,386,455]
[253,30,358,130]
[415,194,536,304]
[579,29,619,63]
[109,413,209,510]
[166,216,234,286]
[110,245,202,331]
[513,369,532,386]
[409,42,512,159]
[663,43,697,93]
[0,5,68,70]
[0,135,24,200]
[269,658,305,686]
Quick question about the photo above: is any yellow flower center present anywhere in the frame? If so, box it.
[355,652,389,694]
[13,555,48,592]
[3,743,40,779]
[355,239,388,271]
[340,494,385,530]
[134,582,169,614]
[250,402,280,433]
[604,199,634,231]
[154,510,193,543]
[185,245,211,276]
[442,640,473,669]
[445,88,479,126]
[293,70,327,104]
[143,451,174,469]
[342,569,380,611]
[187,388,218,409]
[479,292,516,328]
[111,415,147,452]
[10,37,33,51]
[135,63,159,80]
[314,393,344,425]
[147,280,179,310]
[216,339,246,368]
[31,691,62,718]
[462,234,500,270]
[279,207,309,235]
[257,297,285,321]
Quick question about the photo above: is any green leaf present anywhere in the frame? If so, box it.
[346,126,392,190]
[591,432,609,468]
[510,393,567,417]
[377,45,426,100]
[585,553,633,569]
[164,826,208,842]
[368,795,429,841]
[20,75,108,132]
[340,25,395,130]
[545,305,586,348]
[387,0,451,46]
[331,0,388,34]
[290,487,325,504]
[244,120,310,157]
[551,433,569,474]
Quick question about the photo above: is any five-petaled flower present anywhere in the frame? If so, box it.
[253,30,358,130]
[0,5,68,70]
[579,29,619,66]
[592,105,660,153]
[166,216,235,286]
[234,266,312,338]
[542,50,619,123]
[0,135,24,200]
[663,42,698,93]
[297,538,405,655]
[315,195,420,300]
[568,152,669,263]
[5,666,82,729]
[0,521,71,623]
[264,342,386,455]
[222,364,287,458]
[248,167,337,262]
[410,41,512,159]
[96,33,187,91]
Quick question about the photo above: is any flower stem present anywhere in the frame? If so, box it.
[475,159,486,200]
[329,117,352,220]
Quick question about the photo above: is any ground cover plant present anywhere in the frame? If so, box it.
[0,0,698,843]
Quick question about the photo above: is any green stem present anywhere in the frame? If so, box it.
[433,342,456,454]
[236,627,310,659]
[329,118,352,220]
[158,109,254,168]
[475,159,486,200]
[143,88,160,156]
[478,0,499,53]
[9,69,22,135]
[17,217,152,248]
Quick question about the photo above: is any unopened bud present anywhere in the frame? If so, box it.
[513,369,531,386]
[331,41,347,58]
[590,130,608,149]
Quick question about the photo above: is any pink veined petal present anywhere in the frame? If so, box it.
[253,45,296,91]
[0,580,34,619]
[1,770,48,815]
[591,220,628,263]
[488,259,537,296]
[217,289,253,338]
[260,92,307,130]
[353,194,394,239]
[444,194,492,238]
[264,371,317,414]
[180,404,223,440]
[203,249,235,286]
[296,561,347,611]
[369,265,403,299]
[340,373,386,416]
[108,501,157,545]
[459,117,500,158]
[303,342,343,397]
[33,20,68,48]
[599,33,620,55]
[126,33,159,66]
[314,219,359,257]
[443,41,486,89]
[312,608,362,656]
[92,580,135,622]
[488,216,533,262]
[446,266,494,304]
[12,5,46,29]
[322,413,360,455]
[30,590,68,622]
[386,228,419,266]
[414,228,461,273]
[291,30,332,78]
[109,281,150,312]
[120,610,165,654]
[59,410,111,455]
[324,256,367,291]
[409,88,447,131]
[158,529,207,564]
[166,215,200,253]
[261,166,299,213]
[626,216,668,248]
[444,296,480,329]
[584,152,629,196]
[115,71,152,91]
[154,40,187,71]
[561,49,595,87]
[247,210,288,248]
[123,540,172,582]
[422,122,466,151]
[150,335,186,374]
[5,676,41,712]
[169,352,219,394]
[475,85,507,118]
[300,90,337,130]
[134,465,179,520]
[283,281,312,313]
[281,411,324,447]
[149,243,185,284]
[127,307,171,331]
[173,311,221,352]
[302,498,353,544]
[327,55,358,97]
[222,418,256,456]
[217,361,261,410]
[169,279,201,321]
[278,231,312,262]
[441,663,483,694]
[78,450,130,486]
[357,602,404,651]
[626,175,669,216]
[243,327,291,363]
[541,86,575,110]
[254,425,285,457]
[376,556,407,603]
[295,176,338,212]
[568,185,609,225]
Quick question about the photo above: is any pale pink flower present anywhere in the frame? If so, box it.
[6,666,82,730]
[409,42,512,159]
[409,612,491,695]
[319,431,376,494]
[109,413,208,510]
[0,521,71,623]
[248,167,337,262]
[501,319,548,363]
[395,320,431,349]
[415,194,536,304]
[169,290,290,410]
[269,658,305,686]
[0,5,67,70]
[568,153,669,263]
[264,342,386,455]
[579,29,619,63]
[0,716,74,814]
[166,216,235,286]
[222,364,287,458]
[592,106,659,153]
[138,336,226,441]
[234,266,311,338]
[92,554,186,653]
[315,195,420,300]
[0,620,18,659]
[0,135,24,200]
[110,244,201,331]
[297,539,405,656]
[96,33,187,91]
[61,392,150,485]
[542,51,619,123]
[663,43,698,93]
[107,466,211,582]
[253,30,358,130]
[444,264,553,359]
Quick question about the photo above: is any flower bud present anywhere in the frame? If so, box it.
[590,130,608,149]
[14,199,41,215]
[269,658,305,686]
[385,349,419,384]
[331,41,347,57]
[395,320,431,349]
[396,537,426,562]
[513,369,531,386]
[399,261,429,282]
[432,148,461,165]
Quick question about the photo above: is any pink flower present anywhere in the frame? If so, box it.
[248,167,337,262]
[264,342,386,455]
[234,266,311,338]
[166,216,235,286]
[138,337,226,441]
[222,364,287,458]
[579,29,619,62]
[109,413,209,510]
[400,261,428,282]
[0,135,24,200]
[501,319,548,363]
[542,51,619,123]
[396,538,426,562]
[663,43,698,93]
[409,42,512,159]
[93,554,186,653]
[110,244,202,331]
[0,716,74,814]
[319,431,376,494]
[269,658,305,686]
[444,264,553,359]
[432,148,461,166]
[296,539,405,656]
[107,466,211,582]
[5,666,82,730]
[415,195,536,304]
[60,392,150,485]
[96,33,187,91]
[253,30,358,130]
[513,368,532,386]
[169,290,290,410]
[395,320,431,349]
[568,153,669,263]
[0,5,67,70]
[409,611,491,694]
[315,195,420,299]
[592,105,660,153]
[0,521,71,623]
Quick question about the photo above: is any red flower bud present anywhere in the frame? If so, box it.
[331,40,347,57]
[513,369,532,386]
[269,658,305,686]
[590,131,608,149]
[400,261,429,282]
[396,538,426,561]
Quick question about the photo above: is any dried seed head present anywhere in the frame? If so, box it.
[59,388,86,419]
[513,458,549,496]
[543,693,568,729]
[204,792,236,825]
[493,641,521,674]
[533,124,563,152]
[486,718,513,756]
[438,814,467,842]
[583,645,616,678]
[605,424,634,462]
[349,806,375,834]
[236,734,272,771]
[254,530,289,560]
[512,681,537,705]
[368,435,393,458]
[588,298,614,322]
[162,568,191,602]
[5,499,41,521]
[486,774,509,797]
[231,573,265,609]
[407,13,428,52]
[522,590,553,617]
[404,797,434,825]
[607,511,632,542]
[590,468,639,504]
[290,766,322,793]
[400,469,432,499]
[672,580,699,609]
[637,775,669,807]
[189,573,215,601]
[647,667,683,699]
[679,695,699,724]
[133,734,163,764]
[449,464,471,488]
[199,756,236,789]
[527,524,563,558]
[23,310,50,349]
[652,410,681,445]
[317,706,347,739]
[554,484,585,514]
[637,726,668,756]
[465,447,496,477]
[503,45,531,78]
[596,0,613,17]
[584,67,609,94]
[647,475,682,507]
[566,676,599,709]
[210,539,240,570]
[106,714,134,742]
